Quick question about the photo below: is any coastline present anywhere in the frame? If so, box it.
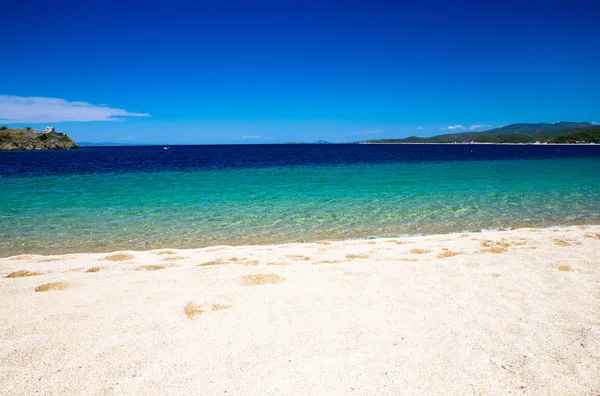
[363,142,599,145]
[3,220,600,258]
[1,225,599,393]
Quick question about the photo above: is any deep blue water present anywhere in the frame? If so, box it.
[1,144,600,256]
[2,144,600,176]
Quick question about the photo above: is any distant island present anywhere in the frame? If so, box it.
[366,122,600,144]
[0,126,78,151]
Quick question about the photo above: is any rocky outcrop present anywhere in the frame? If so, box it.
[0,139,78,151]
[0,128,79,151]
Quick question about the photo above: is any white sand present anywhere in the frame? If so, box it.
[1,226,599,395]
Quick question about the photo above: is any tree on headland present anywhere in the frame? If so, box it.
[0,126,7,131]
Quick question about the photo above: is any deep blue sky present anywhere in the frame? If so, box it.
[1,0,599,143]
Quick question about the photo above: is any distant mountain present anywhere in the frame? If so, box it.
[484,122,593,135]
[367,122,598,144]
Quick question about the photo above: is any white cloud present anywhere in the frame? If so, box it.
[592,121,599,125]
[415,126,423,130]
[0,95,150,123]
[469,124,492,130]
[446,125,465,130]
[348,129,384,135]
[231,135,263,140]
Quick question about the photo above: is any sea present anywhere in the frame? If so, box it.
[1,144,600,256]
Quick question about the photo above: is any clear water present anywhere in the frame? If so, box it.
[1,144,600,256]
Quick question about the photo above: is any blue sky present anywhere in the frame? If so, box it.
[1,0,599,143]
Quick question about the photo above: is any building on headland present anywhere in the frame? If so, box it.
[23,126,66,137]
[42,126,66,137]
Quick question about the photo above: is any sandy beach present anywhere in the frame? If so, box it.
[1,225,599,394]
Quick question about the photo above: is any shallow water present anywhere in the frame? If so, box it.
[1,144,600,256]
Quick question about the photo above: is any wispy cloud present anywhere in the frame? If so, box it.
[0,95,150,123]
[229,135,266,140]
[348,129,384,135]
[446,125,465,130]
[415,126,423,130]
[469,124,492,130]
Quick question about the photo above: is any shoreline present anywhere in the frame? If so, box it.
[2,225,599,393]
[2,222,599,259]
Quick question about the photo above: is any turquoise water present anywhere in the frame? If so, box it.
[2,154,600,256]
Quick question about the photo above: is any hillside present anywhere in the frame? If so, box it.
[368,122,598,144]
[549,126,600,143]
[484,122,592,135]
[0,127,78,151]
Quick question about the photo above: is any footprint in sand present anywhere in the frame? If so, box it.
[35,282,70,292]
[5,270,43,278]
[211,303,232,311]
[479,240,510,253]
[198,259,225,267]
[554,239,580,247]
[162,256,187,262]
[345,253,370,260]
[184,301,204,319]
[557,265,574,272]
[184,301,233,320]
[409,249,431,254]
[315,260,342,265]
[103,253,134,262]
[437,251,461,259]
[287,254,311,261]
[481,247,508,254]
[239,273,284,286]
[136,265,165,271]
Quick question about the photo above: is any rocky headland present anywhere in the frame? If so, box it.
[0,127,78,150]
